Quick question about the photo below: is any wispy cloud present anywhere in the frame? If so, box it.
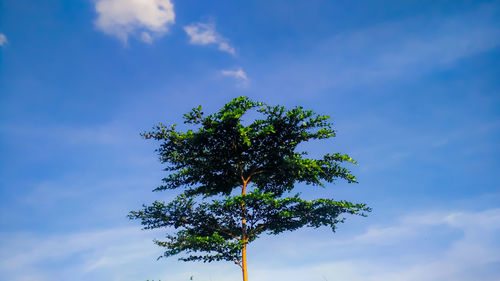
[221,67,248,87]
[0,33,8,46]
[94,0,175,44]
[184,22,236,55]
[248,208,500,281]
[0,227,164,281]
[1,208,498,281]
[256,3,500,97]
[0,119,149,147]
[338,209,500,246]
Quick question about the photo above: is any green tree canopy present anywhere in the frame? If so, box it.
[130,96,370,281]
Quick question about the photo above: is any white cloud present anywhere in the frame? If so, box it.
[94,0,175,43]
[221,68,247,80]
[221,68,249,87]
[0,33,8,46]
[184,22,236,55]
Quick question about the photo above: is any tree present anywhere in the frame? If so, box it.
[129,96,370,281]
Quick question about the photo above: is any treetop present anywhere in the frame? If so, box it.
[141,96,358,197]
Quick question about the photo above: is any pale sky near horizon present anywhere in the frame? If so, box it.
[1,1,500,280]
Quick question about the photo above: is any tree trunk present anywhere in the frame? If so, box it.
[242,243,248,281]
[241,179,249,281]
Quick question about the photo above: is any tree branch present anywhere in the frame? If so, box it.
[214,227,240,240]
[248,224,266,236]
[233,258,243,269]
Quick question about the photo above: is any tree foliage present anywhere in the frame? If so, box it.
[129,96,370,278]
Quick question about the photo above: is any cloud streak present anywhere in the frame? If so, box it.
[0,33,8,46]
[184,22,236,55]
[0,227,164,281]
[94,0,175,43]
[221,68,249,87]
[256,3,500,97]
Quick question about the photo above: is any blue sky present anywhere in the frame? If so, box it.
[1,0,500,280]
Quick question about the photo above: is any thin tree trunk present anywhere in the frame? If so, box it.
[242,243,248,281]
[241,179,248,281]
